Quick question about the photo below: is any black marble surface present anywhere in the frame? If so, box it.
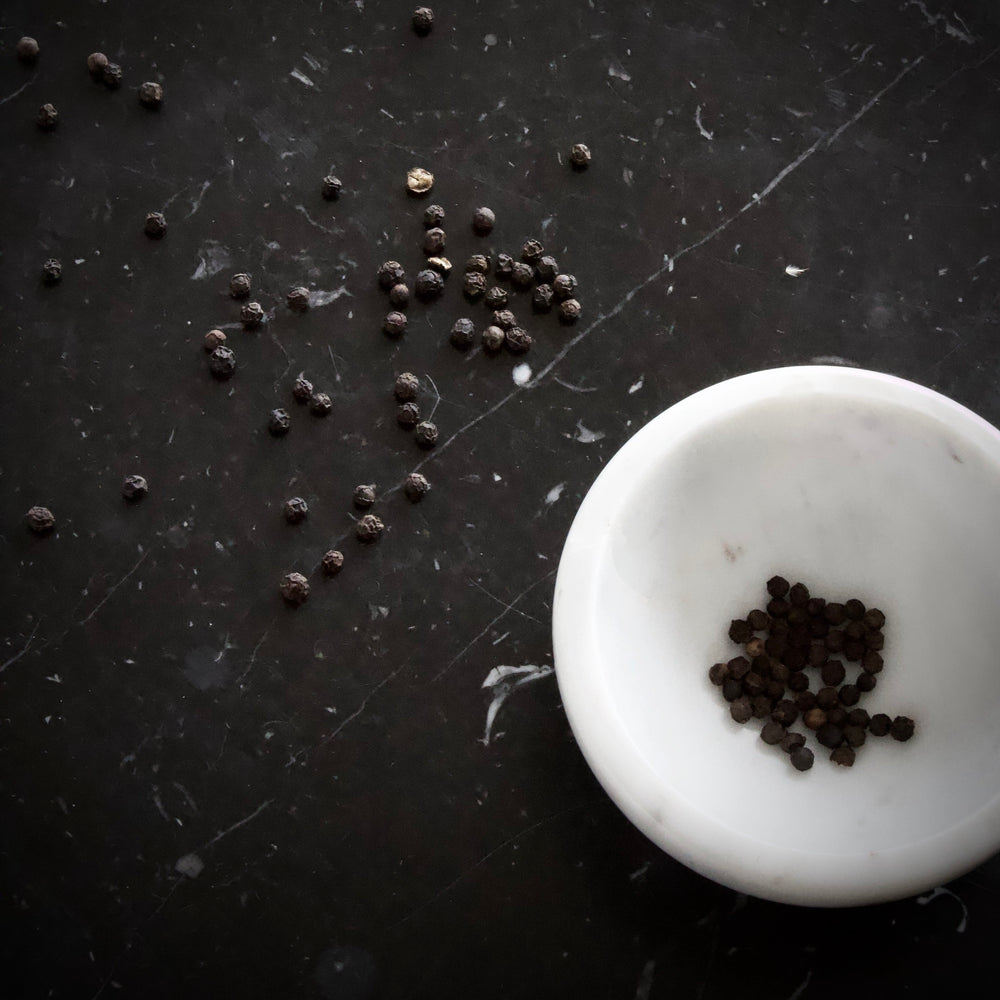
[2,1,999,997]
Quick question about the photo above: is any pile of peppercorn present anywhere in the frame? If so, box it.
[709,576,915,771]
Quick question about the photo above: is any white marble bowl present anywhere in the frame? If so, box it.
[553,366,1000,906]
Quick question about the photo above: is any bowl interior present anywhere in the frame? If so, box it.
[555,367,1000,903]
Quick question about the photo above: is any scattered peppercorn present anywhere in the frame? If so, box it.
[830,746,856,767]
[521,239,544,262]
[492,308,516,330]
[36,103,59,130]
[803,707,826,731]
[843,725,867,748]
[353,484,376,509]
[240,301,265,329]
[721,677,743,702]
[144,212,167,239]
[383,311,408,338]
[863,608,886,630]
[862,650,883,674]
[423,204,445,227]
[465,254,489,274]
[869,713,892,737]
[558,298,582,324]
[771,700,798,727]
[204,329,226,351]
[16,36,40,63]
[708,662,729,686]
[41,258,62,285]
[450,317,476,350]
[856,672,877,693]
[293,375,313,401]
[481,325,505,353]
[495,253,513,279]
[102,63,123,89]
[535,255,559,283]
[729,697,753,724]
[406,167,434,194]
[377,261,406,290]
[423,227,446,256]
[26,506,55,533]
[287,286,310,312]
[280,572,309,605]
[472,207,495,235]
[414,269,444,301]
[815,686,839,710]
[820,660,846,687]
[505,327,532,354]
[760,720,786,745]
[817,723,844,749]
[137,81,163,108]
[484,286,508,309]
[268,408,291,436]
[824,602,846,625]
[552,273,577,299]
[322,550,344,576]
[321,174,342,201]
[310,392,332,416]
[394,372,419,401]
[397,402,421,427]
[890,716,915,741]
[87,52,109,78]
[844,598,865,620]
[463,272,487,299]
[843,639,865,662]
[427,256,452,276]
[412,6,434,35]
[229,273,251,299]
[284,497,308,523]
[355,513,384,543]
[403,471,431,502]
[388,283,410,308]
[414,420,439,449]
[121,475,148,501]
[780,731,806,754]
[569,143,591,169]
[729,619,753,644]
[208,345,237,379]
[510,262,534,289]
[790,746,814,771]
[532,284,554,313]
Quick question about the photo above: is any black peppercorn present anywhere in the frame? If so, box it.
[807,643,828,668]
[820,660,846,687]
[378,260,406,290]
[355,513,385,543]
[403,471,431,502]
[268,408,291,436]
[844,598,865,620]
[794,690,817,713]
[808,617,830,638]
[727,656,750,680]
[482,325,505,353]
[287,286,310,312]
[890,716,915,741]
[843,725,866,748]
[825,628,845,653]
[397,402,421,427]
[767,597,790,619]
[484,286,509,309]
[730,696,753,724]
[803,707,826,731]
[788,582,809,606]
[844,619,866,641]
[532,284,554,313]
[742,671,764,696]
[790,746,814,771]
[394,372,419,401]
[41,258,62,285]
[787,671,809,693]
[766,575,790,597]
[463,272,487,300]
[412,6,434,35]
[521,239,544,262]
[869,713,892,737]
[771,700,798,727]
[787,608,808,628]
[863,608,886,630]
[423,227,446,256]
[728,619,752,643]
[827,706,848,728]
[88,52,109,78]
[708,662,729,686]
[785,648,808,672]
[843,639,865,662]
[208,345,237,379]
[36,103,59,131]
[746,608,770,631]
[721,677,743,702]
[280,572,309,605]
[26,506,55,533]
[495,253,513,279]
[569,143,591,169]
[816,686,839,710]
[144,212,167,239]
[137,81,163,108]
[830,746,855,767]
[414,268,444,301]
[465,254,489,274]
[388,283,410,308]
[838,685,860,708]
[284,497,308,523]
[204,329,226,351]
[760,720,786,745]
[764,635,787,659]
[751,695,773,719]
[769,661,789,685]
[121,474,148,501]
[321,174,342,200]
[241,301,265,329]
[559,299,582,324]
[16,36,40,63]
[472,206,495,235]
[745,637,766,659]
[780,731,806,754]
[450,317,476,350]
[862,650,883,674]
[510,262,534,290]
[230,273,251,299]
[414,420,439,449]
[423,204,445,228]
[817,722,844,749]
[806,597,826,617]
[824,602,846,625]
[353,484,376,509]
[322,549,344,575]
[505,327,532,354]
[427,257,451,276]
[864,628,885,651]
[489,308,514,330]
[383,311,408,338]
[856,671,877,693]
[310,392,332,416]
[552,273,577,300]
[102,63,123,89]
[535,255,559,283]
[293,375,313,402]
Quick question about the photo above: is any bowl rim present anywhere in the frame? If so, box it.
[552,364,1000,906]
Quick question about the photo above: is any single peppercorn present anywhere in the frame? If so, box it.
[414,269,444,301]
[786,672,809,694]
[403,471,431,502]
[41,258,62,285]
[472,206,495,235]
[830,746,856,767]
[803,707,826,731]
[204,329,226,352]
[122,475,148,501]
[355,513,385,543]
[708,662,729,686]
[795,689,817,713]
[484,286,508,309]
[137,81,163,108]
[816,686,839,710]
[88,52,109,78]
[16,36,40,63]
[406,167,434,194]
[729,696,753,724]
[751,695,773,719]
[495,253,514,279]
[747,609,770,631]
[780,731,806,754]
[268,408,291,436]
[844,725,867,748]
[825,628,845,653]
[844,620,866,641]
[510,262,534,289]
[532,284,554,313]
[26,505,55,533]
[827,706,848,728]
[521,239,544,262]
[423,227,446,255]
[383,311,408,338]
[552,273,577,299]
[450,317,476,350]
[790,746,814,771]
[240,301,265,328]
[412,6,434,34]
[784,648,807,672]
[388,283,410,308]
[728,619,753,643]
[284,497,309,524]
[745,637,766,659]
[280,572,310,606]
[287,286,310,312]
[569,143,591,169]
[769,661,789,685]
[806,597,826,617]
[807,643,828,668]
[423,204,445,228]
[890,716,915,741]
[760,721,786,746]
[742,671,764,696]
[463,272,487,300]
[817,722,844,749]
[353,484,377,509]
[397,401,421,427]
[559,298,582,324]
[482,325,505,353]
[824,602,846,624]
[414,420,439,449]
[844,598,866,620]
[144,212,167,239]
[864,628,885,651]
[721,677,743,702]
[725,656,749,679]
[869,713,892,737]
[843,639,865,662]
[862,650,883,674]
[208,345,237,379]
[787,609,808,629]
[505,327,532,354]
[863,608,886,630]
[310,392,332,416]
[856,671,877,693]
[427,256,452,276]
[321,174,342,200]
[322,549,344,575]
[230,273,252,299]
[535,255,559,283]
[771,700,798,727]
[820,660,846,687]
[788,582,810,606]
[377,261,405,290]
[292,375,313,402]
[490,308,515,330]
[766,575,790,597]
[393,372,419,401]
[36,103,59,131]
[102,62,123,89]
[465,254,489,274]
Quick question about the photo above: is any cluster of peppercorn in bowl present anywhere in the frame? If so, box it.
[553,365,1000,906]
